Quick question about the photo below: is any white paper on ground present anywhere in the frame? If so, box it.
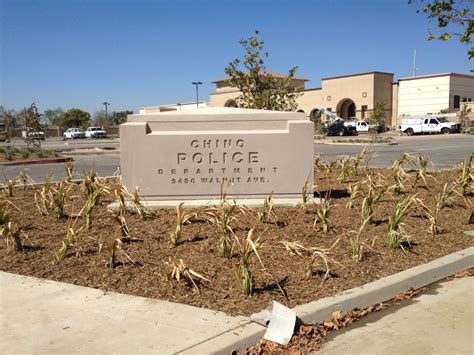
[262,301,297,345]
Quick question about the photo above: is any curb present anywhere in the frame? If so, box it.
[180,247,474,354]
[0,156,73,167]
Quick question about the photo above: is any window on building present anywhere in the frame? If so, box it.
[462,97,467,102]
[361,105,368,119]
[454,95,460,109]
[469,98,472,102]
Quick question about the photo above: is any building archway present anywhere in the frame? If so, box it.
[337,99,356,120]
[224,99,238,108]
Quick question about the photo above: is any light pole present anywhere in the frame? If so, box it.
[192,81,202,108]
[102,101,110,122]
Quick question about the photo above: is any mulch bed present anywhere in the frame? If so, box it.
[0,165,472,317]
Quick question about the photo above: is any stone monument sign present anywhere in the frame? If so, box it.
[120,107,313,203]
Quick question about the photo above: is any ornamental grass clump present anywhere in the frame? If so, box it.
[50,182,71,219]
[281,239,341,279]
[347,218,371,261]
[313,194,332,234]
[4,222,24,252]
[81,168,97,198]
[412,155,431,188]
[257,191,276,223]
[169,202,193,247]
[350,147,367,176]
[4,179,15,197]
[391,153,416,195]
[337,155,352,183]
[131,187,155,219]
[456,159,473,196]
[65,160,75,182]
[108,236,136,268]
[168,258,209,293]
[34,174,55,216]
[208,191,239,258]
[17,171,34,189]
[54,227,77,262]
[346,182,360,209]
[387,194,418,250]
[233,229,263,296]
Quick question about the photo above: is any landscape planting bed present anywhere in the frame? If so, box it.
[0,159,472,316]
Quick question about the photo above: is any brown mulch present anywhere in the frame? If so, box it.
[0,167,472,317]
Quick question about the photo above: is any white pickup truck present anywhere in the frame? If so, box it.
[85,126,107,139]
[400,117,460,136]
[344,120,382,133]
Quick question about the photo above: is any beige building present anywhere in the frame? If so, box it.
[210,71,474,129]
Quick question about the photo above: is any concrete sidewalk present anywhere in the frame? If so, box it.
[318,276,474,355]
[0,272,249,354]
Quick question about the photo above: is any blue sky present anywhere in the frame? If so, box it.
[1,0,472,114]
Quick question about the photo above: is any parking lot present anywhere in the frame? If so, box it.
[0,134,472,183]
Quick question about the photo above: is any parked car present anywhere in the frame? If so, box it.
[85,126,107,139]
[63,128,86,140]
[22,129,45,140]
[324,121,357,136]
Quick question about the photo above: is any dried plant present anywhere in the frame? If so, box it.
[301,174,312,212]
[387,194,418,249]
[351,148,367,175]
[233,229,263,296]
[17,171,35,189]
[257,191,276,223]
[4,179,15,197]
[313,194,332,234]
[54,227,77,262]
[65,160,75,182]
[347,218,371,261]
[322,160,338,175]
[131,187,155,219]
[346,183,360,209]
[438,183,456,209]
[110,211,138,242]
[82,168,98,199]
[4,222,25,252]
[337,155,352,183]
[108,236,136,268]
[456,159,473,196]
[363,151,377,172]
[168,258,209,292]
[169,202,194,247]
[206,190,240,259]
[50,182,71,219]
[282,239,341,280]
[114,184,131,216]
[391,153,416,195]
[84,192,99,230]
[44,173,54,191]
[412,155,431,188]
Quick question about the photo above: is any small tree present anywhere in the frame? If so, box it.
[367,102,386,138]
[224,30,302,111]
[60,108,91,129]
[24,103,42,132]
